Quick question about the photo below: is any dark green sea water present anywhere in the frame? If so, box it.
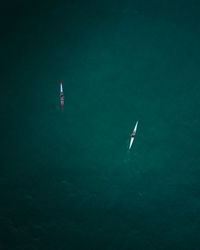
[2,0,200,249]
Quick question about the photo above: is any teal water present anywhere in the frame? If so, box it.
[2,1,200,249]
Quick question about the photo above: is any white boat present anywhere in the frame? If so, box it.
[60,81,64,110]
[129,121,138,149]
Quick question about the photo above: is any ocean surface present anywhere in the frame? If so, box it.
[1,0,200,249]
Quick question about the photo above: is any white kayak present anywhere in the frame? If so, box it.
[129,121,138,149]
[60,81,64,110]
